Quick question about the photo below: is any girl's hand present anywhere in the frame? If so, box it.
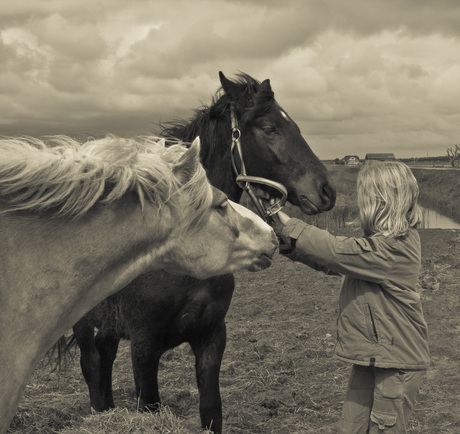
[277,211,291,226]
[271,211,294,255]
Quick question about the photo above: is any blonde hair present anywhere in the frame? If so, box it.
[357,160,422,237]
[0,135,212,225]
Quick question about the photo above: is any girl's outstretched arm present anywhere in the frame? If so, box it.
[274,214,402,284]
[274,211,340,276]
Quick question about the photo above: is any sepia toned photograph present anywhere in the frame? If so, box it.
[1,1,459,433]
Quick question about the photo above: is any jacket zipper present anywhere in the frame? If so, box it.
[367,305,379,342]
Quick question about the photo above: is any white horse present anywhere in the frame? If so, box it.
[0,135,277,431]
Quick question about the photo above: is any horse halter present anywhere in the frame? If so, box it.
[230,105,288,222]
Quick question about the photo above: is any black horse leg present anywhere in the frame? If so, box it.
[190,321,226,434]
[130,336,161,411]
[95,330,120,410]
[73,319,106,412]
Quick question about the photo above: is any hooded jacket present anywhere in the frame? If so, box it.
[282,219,430,370]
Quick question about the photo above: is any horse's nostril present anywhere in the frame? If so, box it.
[322,182,336,209]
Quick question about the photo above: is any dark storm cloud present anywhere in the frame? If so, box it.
[226,0,460,39]
[1,0,459,158]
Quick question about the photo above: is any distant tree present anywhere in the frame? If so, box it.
[446,145,459,168]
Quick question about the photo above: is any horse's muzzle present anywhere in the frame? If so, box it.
[247,252,273,272]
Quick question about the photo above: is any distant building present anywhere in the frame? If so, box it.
[342,155,361,165]
[365,153,396,161]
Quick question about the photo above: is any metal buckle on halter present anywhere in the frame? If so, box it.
[232,128,241,140]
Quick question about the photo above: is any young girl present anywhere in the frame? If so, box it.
[275,160,430,433]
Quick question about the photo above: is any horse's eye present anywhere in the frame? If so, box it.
[262,125,277,135]
[215,199,228,215]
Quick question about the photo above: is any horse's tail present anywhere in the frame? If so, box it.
[44,333,79,371]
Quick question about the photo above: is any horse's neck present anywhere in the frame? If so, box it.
[0,200,174,430]
[8,202,171,335]
[169,107,244,203]
[206,161,243,203]
[200,136,244,203]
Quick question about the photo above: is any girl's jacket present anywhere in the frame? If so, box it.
[281,219,430,370]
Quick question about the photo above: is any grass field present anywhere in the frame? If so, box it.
[8,165,460,433]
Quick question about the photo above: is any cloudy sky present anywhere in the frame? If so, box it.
[1,0,459,160]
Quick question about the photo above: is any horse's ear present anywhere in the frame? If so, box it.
[219,71,239,99]
[260,78,272,93]
[188,136,201,161]
[173,137,201,184]
[255,78,274,103]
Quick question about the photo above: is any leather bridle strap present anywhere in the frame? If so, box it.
[230,105,288,221]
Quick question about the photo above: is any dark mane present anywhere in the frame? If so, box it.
[159,73,275,169]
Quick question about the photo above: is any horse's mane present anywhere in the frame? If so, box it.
[159,73,275,168]
[0,135,209,220]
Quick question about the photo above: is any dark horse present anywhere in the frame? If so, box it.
[72,72,336,433]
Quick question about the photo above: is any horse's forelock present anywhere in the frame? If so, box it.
[226,74,275,119]
[233,72,261,96]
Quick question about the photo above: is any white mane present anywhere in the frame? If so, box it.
[0,135,205,219]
